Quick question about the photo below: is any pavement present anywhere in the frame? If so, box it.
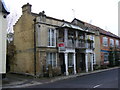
[1,66,119,89]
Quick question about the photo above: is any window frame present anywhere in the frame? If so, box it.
[110,39,114,47]
[46,52,57,68]
[104,53,109,63]
[102,37,108,47]
[116,40,119,47]
[48,28,56,47]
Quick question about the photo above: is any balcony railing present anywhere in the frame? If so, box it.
[58,38,94,49]
[86,42,94,49]
[78,40,86,48]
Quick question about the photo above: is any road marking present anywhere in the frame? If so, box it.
[93,84,101,88]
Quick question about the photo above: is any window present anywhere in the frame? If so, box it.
[46,52,57,68]
[68,38,74,47]
[68,53,73,67]
[103,37,108,46]
[48,28,56,47]
[110,39,114,47]
[116,40,119,47]
[104,53,109,62]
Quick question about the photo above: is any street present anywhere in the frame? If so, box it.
[26,68,119,88]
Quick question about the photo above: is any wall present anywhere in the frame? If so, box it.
[94,34,101,65]
[100,34,120,64]
[12,11,35,75]
[0,13,7,74]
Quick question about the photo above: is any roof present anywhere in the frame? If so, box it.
[72,18,99,30]
[31,12,68,23]
[98,27,120,39]
[60,22,95,34]
[72,18,120,39]
[61,23,84,31]
[0,0,10,14]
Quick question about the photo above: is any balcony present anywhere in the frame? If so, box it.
[86,39,94,49]
[77,40,86,48]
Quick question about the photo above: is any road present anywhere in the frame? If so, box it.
[27,68,119,88]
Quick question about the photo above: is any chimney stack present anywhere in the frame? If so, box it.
[22,3,32,14]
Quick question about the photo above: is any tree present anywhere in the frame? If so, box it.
[6,33,15,72]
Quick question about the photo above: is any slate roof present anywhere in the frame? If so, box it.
[72,18,120,39]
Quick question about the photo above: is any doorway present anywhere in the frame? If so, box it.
[59,53,65,74]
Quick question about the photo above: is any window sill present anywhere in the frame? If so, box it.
[47,46,56,48]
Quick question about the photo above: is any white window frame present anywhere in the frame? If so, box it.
[46,52,57,68]
[116,40,119,47]
[104,53,109,63]
[103,37,108,47]
[48,28,56,47]
[110,39,114,47]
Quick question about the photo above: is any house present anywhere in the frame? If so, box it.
[117,2,120,65]
[11,3,95,77]
[0,0,10,78]
[72,18,101,66]
[98,28,120,65]
[72,18,120,66]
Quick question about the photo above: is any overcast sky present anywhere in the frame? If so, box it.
[4,0,120,35]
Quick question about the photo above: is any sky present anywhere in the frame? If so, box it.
[3,0,120,36]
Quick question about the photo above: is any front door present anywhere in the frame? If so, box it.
[59,53,65,74]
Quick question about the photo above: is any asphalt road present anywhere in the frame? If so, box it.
[27,68,119,88]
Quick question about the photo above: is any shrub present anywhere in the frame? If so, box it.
[93,64,100,70]
[100,65,108,69]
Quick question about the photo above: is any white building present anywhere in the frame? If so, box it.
[118,1,120,37]
[0,0,9,76]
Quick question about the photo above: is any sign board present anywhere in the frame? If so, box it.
[58,42,66,52]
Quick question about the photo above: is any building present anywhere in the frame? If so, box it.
[0,0,10,77]
[11,3,95,77]
[72,19,101,66]
[72,18,120,66]
[118,1,120,37]
[98,28,120,65]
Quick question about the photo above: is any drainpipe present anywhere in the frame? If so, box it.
[33,18,36,76]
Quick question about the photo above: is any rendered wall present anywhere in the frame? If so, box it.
[0,13,7,74]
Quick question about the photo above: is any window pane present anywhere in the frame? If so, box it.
[48,28,56,46]
[53,53,56,67]
[51,30,55,46]
[48,29,51,46]
[103,37,108,46]
[104,53,108,62]
[68,53,73,66]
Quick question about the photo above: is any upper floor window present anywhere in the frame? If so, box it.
[48,28,56,47]
[103,37,108,47]
[116,40,119,47]
[110,39,114,47]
